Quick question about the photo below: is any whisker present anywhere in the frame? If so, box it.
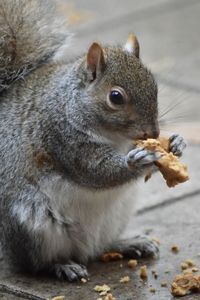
[159,99,184,119]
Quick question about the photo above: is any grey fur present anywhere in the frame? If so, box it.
[0,0,71,92]
[0,0,186,281]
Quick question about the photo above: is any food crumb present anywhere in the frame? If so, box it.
[140,265,148,280]
[171,245,180,253]
[81,278,87,283]
[119,276,130,283]
[104,293,116,300]
[101,252,123,262]
[149,287,156,293]
[99,291,107,296]
[181,262,189,270]
[151,269,158,279]
[181,259,196,271]
[161,281,168,287]
[127,259,138,269]
[164,269,170,274]
[51,297,65,300]
[185,259,196,267]
[171,273,200,296]
[191,267,199,272]
[94,284,111,293]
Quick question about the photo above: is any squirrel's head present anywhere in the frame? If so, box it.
[76,34,159,141]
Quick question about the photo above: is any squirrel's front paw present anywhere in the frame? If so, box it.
[127,148,162,170]
[169,134,186,157]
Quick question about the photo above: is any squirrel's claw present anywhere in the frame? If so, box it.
[169,134,187,157]
[127,148,162,169]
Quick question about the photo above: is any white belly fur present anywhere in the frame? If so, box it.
[39,175,136,263]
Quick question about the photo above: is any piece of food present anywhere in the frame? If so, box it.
[181,259,196,271]
[51,297,65,300]
[139,265,148,280]
[81,277,87,283]
[171,245,180,253]
[104,294,116,300]
[94,284,111,293]
[119,276,130,283]
[161,281,168,287]
[136,138,189,187]
[149,287,156,293]
[151,269,158,279]
[100,252,123,262]
[127,259,138,268]
[171,273,200,296]
[185,259,196,267]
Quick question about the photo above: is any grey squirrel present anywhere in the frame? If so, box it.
[0,0,186,281]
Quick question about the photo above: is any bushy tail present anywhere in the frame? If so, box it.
[0,0,71,92]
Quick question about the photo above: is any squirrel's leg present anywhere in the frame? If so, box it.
[2,184,88,281]
[109,235,159,259]
[53,140,162,189]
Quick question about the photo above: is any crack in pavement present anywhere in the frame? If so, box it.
[137,188,200,215]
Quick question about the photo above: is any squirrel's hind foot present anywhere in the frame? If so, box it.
[111,235,159,259]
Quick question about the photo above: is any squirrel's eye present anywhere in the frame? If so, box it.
[107,87,127,110]
[109,90,124,105]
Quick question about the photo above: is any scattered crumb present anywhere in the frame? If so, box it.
[94,284,111,293]
[185,259,196,267]
[151,269,158,279]
[183,269,193,275]
[127,259,138,269]
[119,263,123,268]
[104,293,116,300]
[181,262,189,270]
[164,269,171,274]
[81,278,87,283]
[171,273,200,296]
[99,291,107,296]
[51,297,65,300]
[119,276,130,283]
[101,252,123,262]
[96,298,103,300]
[171,245,180,253]
[150,236,161,245]
[181,259,196,271]
[191,267,199,272]
[140,265,148,280]
[149,287,156,293]
[161,281,168,287]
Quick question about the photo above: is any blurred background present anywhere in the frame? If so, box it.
[56,0,200,210]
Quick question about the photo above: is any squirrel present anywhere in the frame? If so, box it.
[0,0,186,281]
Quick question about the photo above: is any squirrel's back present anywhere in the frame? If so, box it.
[0,0,71,92]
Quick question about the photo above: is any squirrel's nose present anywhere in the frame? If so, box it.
[143,128,160,139]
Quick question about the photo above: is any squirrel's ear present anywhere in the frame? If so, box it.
[87,43,105,81]
[124,33,140,58]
